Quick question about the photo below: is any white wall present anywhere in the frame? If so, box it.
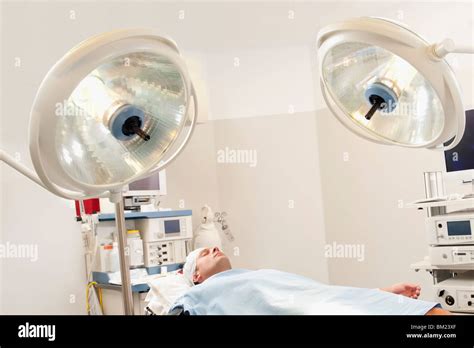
[201,41,329,281]
[205,45,316,119]
[159,122,220,230]
[213,111,329,282]
[315,107,446,299]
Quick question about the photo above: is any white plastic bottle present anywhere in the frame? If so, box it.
[127,229,144,267]
[109,242,120,273]
[99,244,112,272]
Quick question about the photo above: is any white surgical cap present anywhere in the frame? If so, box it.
[183,248,205,286]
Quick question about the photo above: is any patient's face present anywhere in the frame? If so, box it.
[194,247,231,284]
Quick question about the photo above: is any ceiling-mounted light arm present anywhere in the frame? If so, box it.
[0,150,111,199]
[431,39,474,58]
[1,149,47,190]
[429,38,472,151]
[429,39,473,151]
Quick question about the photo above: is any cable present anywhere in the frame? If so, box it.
[86,281,104,314]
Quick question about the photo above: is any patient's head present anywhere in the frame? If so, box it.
[183,246,232,285]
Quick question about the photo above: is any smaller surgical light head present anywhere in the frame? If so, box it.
[317,17,466,149]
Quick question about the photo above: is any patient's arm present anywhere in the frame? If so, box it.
[380,283,421,299]
[380,283,452,315]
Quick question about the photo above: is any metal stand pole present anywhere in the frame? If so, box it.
[111,191,134,315]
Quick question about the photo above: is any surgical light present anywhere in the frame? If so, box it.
[317,17,474,149]
[0,29,198,314]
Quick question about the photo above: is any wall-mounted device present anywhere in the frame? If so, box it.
[214,211,235,242]
[434,271,474,313]
[426,214,474,245]
[429,245,474,267]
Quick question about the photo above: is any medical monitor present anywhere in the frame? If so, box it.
[124,170,167,197]
[444,110,474,193]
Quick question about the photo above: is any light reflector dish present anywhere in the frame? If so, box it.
[29,29,196,198]
[317,17,465,149]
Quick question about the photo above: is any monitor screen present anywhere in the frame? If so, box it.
[128,172,160,191]
[124,170,166,196]
[164,219,180,234]
[447,221,472,236]
[444,110,474,172]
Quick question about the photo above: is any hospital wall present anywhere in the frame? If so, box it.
[315,108,444,299]
[203,42,329,282]
[212,111,329,283]
[159,122,221,231]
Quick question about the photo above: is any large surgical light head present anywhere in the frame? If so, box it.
[1,28,198,315]
[29,28,197,199]
[317,17,471,149]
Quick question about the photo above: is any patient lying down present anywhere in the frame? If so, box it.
[169,247,450,315]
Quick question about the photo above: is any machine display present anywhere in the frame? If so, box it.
[136,215,192,242]
[426,214,474,245]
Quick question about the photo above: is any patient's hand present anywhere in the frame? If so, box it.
[381,283,421,299]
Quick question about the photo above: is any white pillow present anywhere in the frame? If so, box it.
[145,273,191,315]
